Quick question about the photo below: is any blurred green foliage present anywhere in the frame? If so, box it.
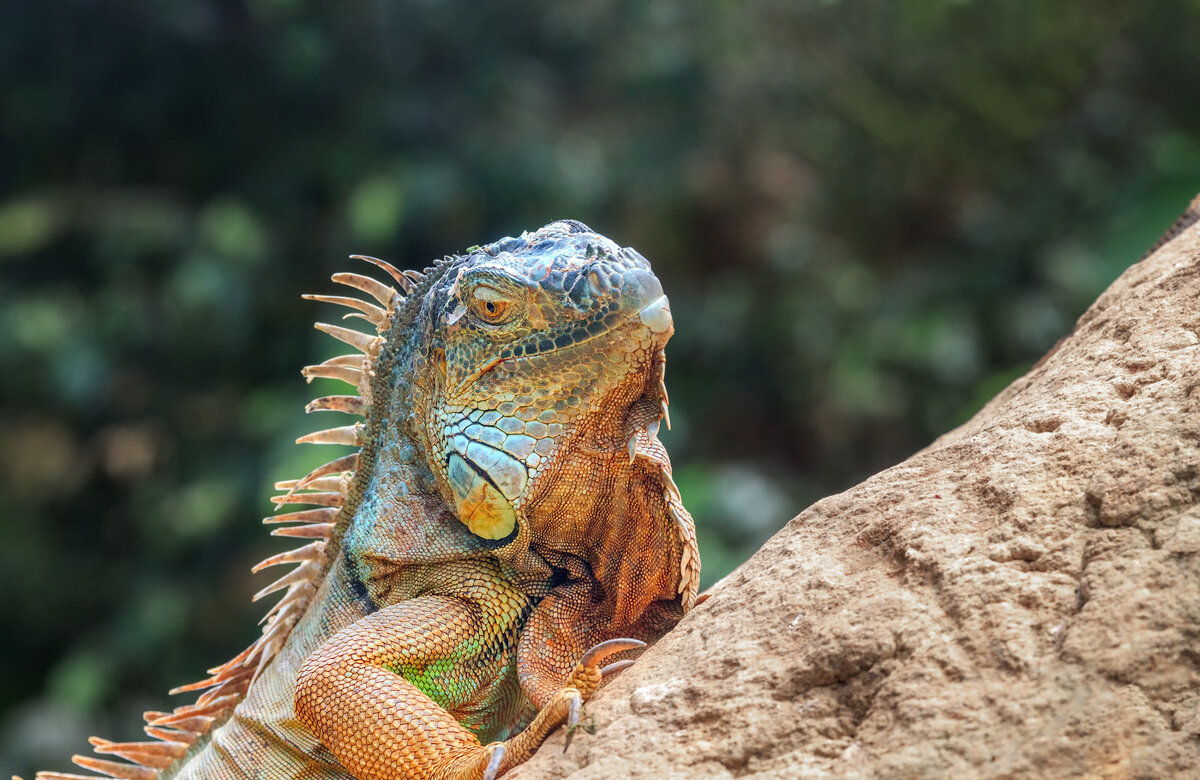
[3,0,1200,775]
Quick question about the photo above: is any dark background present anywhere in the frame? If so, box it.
[3,1,1200,775]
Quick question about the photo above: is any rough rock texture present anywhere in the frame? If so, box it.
[512,216,1200,779]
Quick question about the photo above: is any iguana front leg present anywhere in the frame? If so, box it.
[294,565,532,780]
[295,583,641,780]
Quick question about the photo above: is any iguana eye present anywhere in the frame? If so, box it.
[470,286,513,324]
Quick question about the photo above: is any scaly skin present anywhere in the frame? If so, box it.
[33,220,699,780]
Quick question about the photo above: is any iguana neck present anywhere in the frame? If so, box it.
[341,333,487,601]
[337,258,549,601]
[324,255,456,565]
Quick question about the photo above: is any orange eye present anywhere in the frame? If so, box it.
[471,287,512,323]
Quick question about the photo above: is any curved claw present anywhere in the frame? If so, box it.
[599,658,636,677]
[483,742,506,780]
[562,690,583,753]
[566,690,581,730]
[580,637,646,669]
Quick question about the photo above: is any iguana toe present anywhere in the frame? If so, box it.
[565,691,582,730]
[561,690,584,753]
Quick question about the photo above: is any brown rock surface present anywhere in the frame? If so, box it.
[513,214,1200,779]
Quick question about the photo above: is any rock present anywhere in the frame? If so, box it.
[512,209,1200,779]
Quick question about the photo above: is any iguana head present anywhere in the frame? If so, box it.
[415,224,668,535]
[407,220,699,615]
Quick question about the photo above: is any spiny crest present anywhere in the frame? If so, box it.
[33,255,413,780]
[654,348,697,606]
[614,343,695,608]
[627,351,699,611]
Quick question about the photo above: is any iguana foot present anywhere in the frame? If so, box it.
[488,637,646,774]
[561,638,643,751]
[564,637,645,698]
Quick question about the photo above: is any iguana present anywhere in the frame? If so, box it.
[31,220,700,780]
